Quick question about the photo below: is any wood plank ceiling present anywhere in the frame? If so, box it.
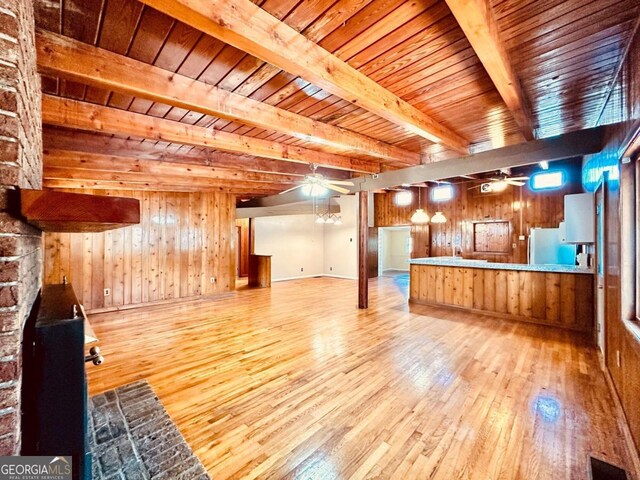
[34,0,640,198]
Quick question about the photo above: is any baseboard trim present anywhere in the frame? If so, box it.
[272,274,357,282]
[272,274,324,282]
[600,350,640,480]
[85,292,234,315]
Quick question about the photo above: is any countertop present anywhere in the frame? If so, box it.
[409,257,594,274]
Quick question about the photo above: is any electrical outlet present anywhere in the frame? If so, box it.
[512,243,517,249]
[210,276,216,284]
[330,267,333,271]
[300,267,304,272]
[350,238,353,242]
[104,288,110,296]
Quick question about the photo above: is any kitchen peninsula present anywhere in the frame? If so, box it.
[409,258,594,333]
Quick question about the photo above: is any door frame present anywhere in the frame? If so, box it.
[595,178,607,354]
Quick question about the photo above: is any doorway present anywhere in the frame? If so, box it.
[378,226,411,276]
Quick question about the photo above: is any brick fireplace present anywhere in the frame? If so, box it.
[0,0,43,455]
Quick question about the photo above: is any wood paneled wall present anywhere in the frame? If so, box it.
[595,24,640,458]
[374,174,583,263]
[410,265,594,332]
[44,190,236,312]
[373,188,420,227]
[426,180,583,263]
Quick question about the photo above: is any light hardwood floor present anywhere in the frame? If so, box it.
[87,276,636,479]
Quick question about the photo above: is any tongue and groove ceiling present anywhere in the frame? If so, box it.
[34,0,640,197]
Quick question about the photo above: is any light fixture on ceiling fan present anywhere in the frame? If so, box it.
[279,163,354,196]
[469,173,530,192]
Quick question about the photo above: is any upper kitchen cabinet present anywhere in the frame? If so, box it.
[564,193,595,243]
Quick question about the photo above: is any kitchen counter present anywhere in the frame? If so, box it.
[409,259,594,332]
[409,257,594,275]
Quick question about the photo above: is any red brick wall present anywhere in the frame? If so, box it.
[0,0,43,455]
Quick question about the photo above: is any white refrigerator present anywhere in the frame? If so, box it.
[528,227,576,265]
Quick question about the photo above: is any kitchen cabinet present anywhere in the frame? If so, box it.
[564,193,595,243]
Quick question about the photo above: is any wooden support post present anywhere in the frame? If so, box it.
[358,192,369,309]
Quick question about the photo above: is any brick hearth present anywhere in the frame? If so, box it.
[89,381,209,480]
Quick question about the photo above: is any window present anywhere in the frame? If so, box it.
[431,184,453,201]
[530,170,566,190]
[394,190,413,206]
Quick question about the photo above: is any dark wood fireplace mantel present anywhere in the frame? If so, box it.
[20,189,140,232]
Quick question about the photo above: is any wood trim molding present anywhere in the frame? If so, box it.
[138,0,470,154]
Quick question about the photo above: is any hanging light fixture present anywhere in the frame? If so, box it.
[315,214,325,224]
[411,186,430,224]
[334,216,342,225]
[325,214,335,224]
[431,211,447,223]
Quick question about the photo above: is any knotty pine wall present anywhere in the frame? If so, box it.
[374,174,582,263]
[44,190,236,312]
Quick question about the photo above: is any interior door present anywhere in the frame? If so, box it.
[595,182,606,354]
[236,226,242,277]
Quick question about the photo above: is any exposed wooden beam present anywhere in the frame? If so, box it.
[239,124,616,208]
[44,166,290,192]
[445,0,534,140]
[41,95,380,174]
[43,128,353,180]
[43,178,281,196]
[236,202,340,219]
[138,0,470,154]
[36,30,418,166]
[44,150,301,184]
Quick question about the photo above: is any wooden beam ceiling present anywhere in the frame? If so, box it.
[42,178,284,195]
[138,0,470,155]
[42,129,353,180]
[444,0,534,140]
[42,95,379,173]
[36,30,419,166]
[43,167,290,191]
[44,150,301,184]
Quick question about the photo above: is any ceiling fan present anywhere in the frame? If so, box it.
[279,164,354,196]
[469,173,529,192]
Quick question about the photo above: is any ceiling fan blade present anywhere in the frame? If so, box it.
[506,180,525,186]
[327,180,354,186]
[467,184,482,190]
[278,184,304,195]
[325,184,351,194]
[509,176,530,181]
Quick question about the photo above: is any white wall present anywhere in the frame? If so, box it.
[323,195,358,279]
[254,214,324,281]
[380,228,410,271]
[253,195,359,282]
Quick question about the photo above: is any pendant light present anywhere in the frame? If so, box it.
[431,211,447,224]
[410,187,430,224]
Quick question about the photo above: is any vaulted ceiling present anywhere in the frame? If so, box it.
[34,0,639,198]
